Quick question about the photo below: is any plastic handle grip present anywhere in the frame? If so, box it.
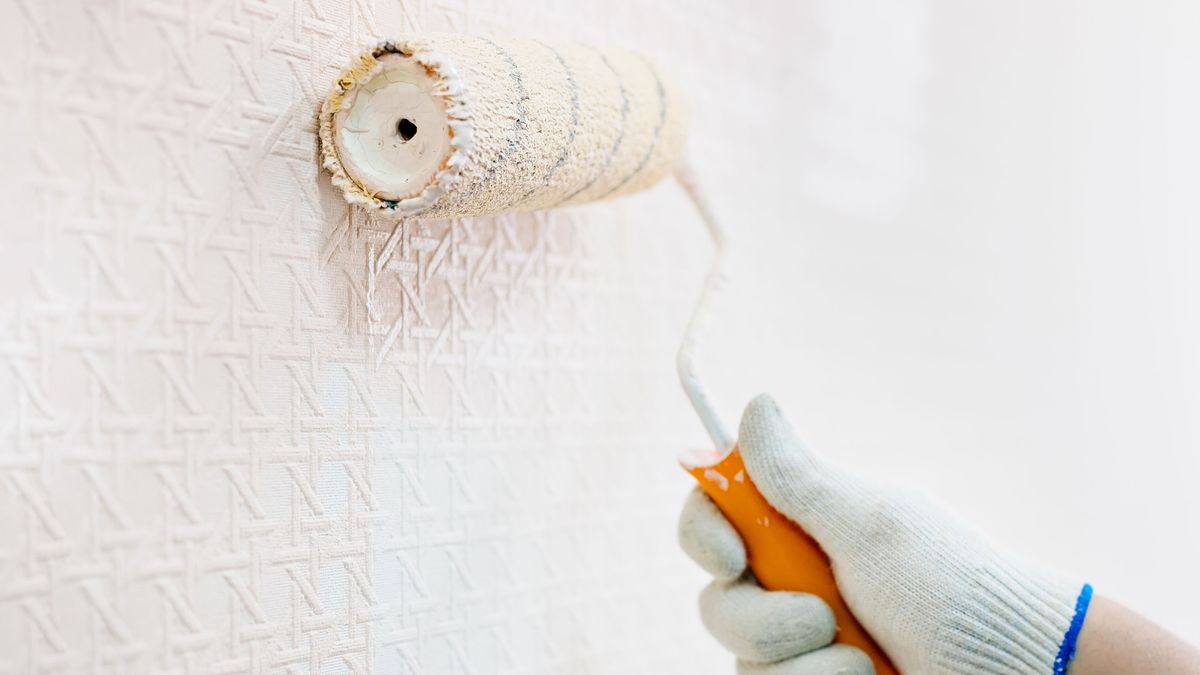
[686,446,899,675]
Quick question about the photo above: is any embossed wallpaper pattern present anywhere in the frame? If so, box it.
[7,1,1200,673]
[0,0,756,672]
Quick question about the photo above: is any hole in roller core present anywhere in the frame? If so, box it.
[397,118,418,142]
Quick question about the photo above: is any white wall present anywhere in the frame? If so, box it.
[0,1,1196,674]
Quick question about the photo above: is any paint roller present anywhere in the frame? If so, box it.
[320,36,686,218]
[319,33,897,674]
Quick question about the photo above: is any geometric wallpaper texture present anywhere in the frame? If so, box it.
[0,0,744,673]
[13,1,1200,673]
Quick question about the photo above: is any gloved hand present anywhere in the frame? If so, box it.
[679,394,1092,675]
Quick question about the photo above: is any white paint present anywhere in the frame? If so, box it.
[679,446,723,470]
[675,163,736,452]
[320,41,476,216]
[333,53,452,201]
[703,468,730,492]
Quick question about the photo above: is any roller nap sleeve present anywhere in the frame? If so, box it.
[320,34,688,219]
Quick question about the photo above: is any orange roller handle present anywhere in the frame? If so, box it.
[686,446,899,675]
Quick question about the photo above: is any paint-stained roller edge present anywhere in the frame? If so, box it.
[319,41,474,215]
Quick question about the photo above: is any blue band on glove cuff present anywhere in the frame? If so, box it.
[1053,583,1094,675]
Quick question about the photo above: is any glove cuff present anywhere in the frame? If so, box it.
[1053,583,1094,674]
[931,558,1091,674]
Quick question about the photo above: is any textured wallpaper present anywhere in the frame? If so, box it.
[7,1,1200,673]
[0,0,762,672]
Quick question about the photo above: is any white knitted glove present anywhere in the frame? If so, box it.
[681,394,1093,675]
[679,487,875,674]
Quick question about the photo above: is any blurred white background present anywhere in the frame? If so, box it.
[695,0,1200,643]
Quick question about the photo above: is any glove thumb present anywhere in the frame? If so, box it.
[737,394,862,545]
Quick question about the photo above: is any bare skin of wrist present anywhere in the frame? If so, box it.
[1069,595,1200,674]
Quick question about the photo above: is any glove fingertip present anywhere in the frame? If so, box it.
[737,394,798,458]
[736,394,813,500]
[678,487,747,579]
[702,580,841,664]
[737,644,875,675]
